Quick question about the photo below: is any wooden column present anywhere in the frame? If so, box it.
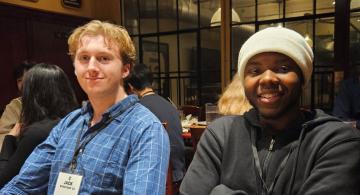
[220,0,231,91]
[334,0,350,77]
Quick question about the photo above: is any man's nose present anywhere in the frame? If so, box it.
[88,57,99,70]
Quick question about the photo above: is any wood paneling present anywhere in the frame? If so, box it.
[0,3,88,110]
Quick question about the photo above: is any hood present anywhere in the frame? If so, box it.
[302,109,342,130]
[244,108,342,130]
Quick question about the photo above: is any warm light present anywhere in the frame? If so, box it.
[210,8,241,26]
[304,34,313,47]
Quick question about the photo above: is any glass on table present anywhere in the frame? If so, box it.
[205,103,221,124]
[343,121,357,128]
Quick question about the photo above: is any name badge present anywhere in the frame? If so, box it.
[54,172,83,195]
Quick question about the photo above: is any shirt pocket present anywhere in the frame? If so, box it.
[80,134,130,189]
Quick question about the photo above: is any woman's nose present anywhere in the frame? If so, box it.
[259,70,280,87]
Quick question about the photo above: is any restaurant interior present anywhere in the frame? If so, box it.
[0,0,358,119]
[0,0,359,194]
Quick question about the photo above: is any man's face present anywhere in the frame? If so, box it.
[16,74,24,92]
[74,35,130,99]
[244,52,303,120]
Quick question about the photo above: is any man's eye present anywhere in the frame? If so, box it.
[78,55,90,62]
[98,56,111,63]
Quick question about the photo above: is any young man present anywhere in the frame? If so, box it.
[126,63,186,191]
[1,20,170,194]
[180,27,360,195]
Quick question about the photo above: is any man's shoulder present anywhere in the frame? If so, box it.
[122,103,162,125]
[4,97,22,111]
[140,95,178,116]
[141,94,174,109]
[9,97,22,106]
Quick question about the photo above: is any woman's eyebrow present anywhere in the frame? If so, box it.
[276,58,293,64]
[246,60,261,66]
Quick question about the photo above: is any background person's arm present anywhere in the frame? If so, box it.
[0,134,17,173]
[0,121,62,194]
[0,122,52,188]
[333,80,353,120]
[123,122,170,195]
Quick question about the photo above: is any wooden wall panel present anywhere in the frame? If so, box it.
[0,16,28,111]
[0,3,88,111]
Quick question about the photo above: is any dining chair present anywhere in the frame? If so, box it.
[189,125,206,152]
[181,105,201,118]
[162,122,175,195]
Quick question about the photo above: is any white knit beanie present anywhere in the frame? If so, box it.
[237,27,314,86]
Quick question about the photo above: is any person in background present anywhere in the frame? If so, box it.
[0,61,35,147]
[1,20,169,194]
[180,27,360,195]
[0,63,78,188]
[332,69,360,129]
[217,73,252,116]
[126,63,186,193]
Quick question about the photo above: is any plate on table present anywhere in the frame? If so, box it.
[197,121,207,126]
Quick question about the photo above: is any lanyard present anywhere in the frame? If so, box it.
[250,128,297,195]
[70,100,136,172]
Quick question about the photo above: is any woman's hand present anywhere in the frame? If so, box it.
[8,123,21,137]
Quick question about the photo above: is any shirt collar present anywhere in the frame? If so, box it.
[80,95,139,119]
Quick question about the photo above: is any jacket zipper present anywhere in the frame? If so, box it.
[262,138,275,181]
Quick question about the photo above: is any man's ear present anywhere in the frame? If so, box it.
[128,83,134,91]
[122,63,131,78]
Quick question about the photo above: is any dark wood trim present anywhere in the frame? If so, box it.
[334,0,350,75]
[221,0,231,91]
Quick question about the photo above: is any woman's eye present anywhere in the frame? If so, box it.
[278,65,289,73]
[247,68,259,75]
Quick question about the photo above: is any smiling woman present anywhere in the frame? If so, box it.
[180,26,360,195]
[244,52,303,123]
[238,27,313,130]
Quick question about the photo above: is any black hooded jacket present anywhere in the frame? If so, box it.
[180,109,360,195]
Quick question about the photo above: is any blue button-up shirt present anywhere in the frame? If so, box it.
[1,95,170,194]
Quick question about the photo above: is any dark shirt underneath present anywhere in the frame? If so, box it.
[140,94,185,182]
[0,118,59,187]
[333,77,360,128]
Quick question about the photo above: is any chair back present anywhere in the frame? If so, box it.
[162,122,175,195]
[190,126,206,151]
[181,105,201,119]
